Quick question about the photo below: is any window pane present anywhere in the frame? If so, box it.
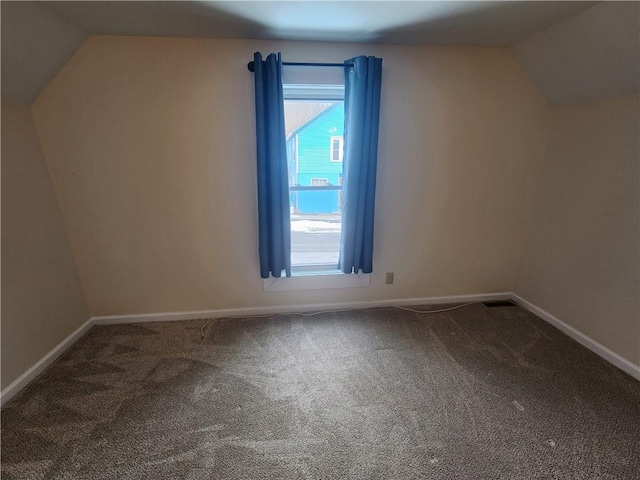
[291,196,341,267]
[284,98,344,268]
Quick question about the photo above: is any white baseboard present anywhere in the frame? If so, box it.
[512,293,640,381]
[2,292,508,406]
[0,317,94,407]
[91,292,512,325]
[9,291,636,408]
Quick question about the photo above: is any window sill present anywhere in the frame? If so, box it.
[263,268,370,292]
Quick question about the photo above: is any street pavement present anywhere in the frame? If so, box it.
[291,214,341,265]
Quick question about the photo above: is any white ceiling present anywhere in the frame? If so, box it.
[36,1,596,45]
[2,1,637,107]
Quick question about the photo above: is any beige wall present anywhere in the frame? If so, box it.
[1,106,90,389]
[516,95,640,366]
[31,36,550,316]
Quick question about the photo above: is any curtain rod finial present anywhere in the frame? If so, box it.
[247,61,255,72]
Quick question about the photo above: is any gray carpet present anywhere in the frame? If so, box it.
[2,303,639,479]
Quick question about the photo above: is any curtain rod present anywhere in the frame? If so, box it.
[247,61,354,72]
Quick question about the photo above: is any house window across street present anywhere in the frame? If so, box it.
[330,136,343,162]
[310,178,329,186]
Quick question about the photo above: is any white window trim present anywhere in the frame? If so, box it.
[263,269,370,292]
[283,84,345,100]
[329,135,343,162]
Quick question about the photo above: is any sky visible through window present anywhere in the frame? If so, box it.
[284,100,344,268]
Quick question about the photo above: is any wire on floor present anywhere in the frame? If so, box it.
[199,302,479,340]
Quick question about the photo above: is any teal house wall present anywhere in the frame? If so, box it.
[287,103,344,214]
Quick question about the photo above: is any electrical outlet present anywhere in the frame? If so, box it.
[385,272,394,285]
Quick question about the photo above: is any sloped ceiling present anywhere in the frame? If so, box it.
[1,1,87,106]
[513,1,640,107]
[2,1,637,107]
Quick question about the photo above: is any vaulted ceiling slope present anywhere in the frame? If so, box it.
[1,1,87,106]
[513,1,639,107]
[1,1,637,107]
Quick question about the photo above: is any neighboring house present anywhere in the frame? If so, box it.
[286,103,344,214]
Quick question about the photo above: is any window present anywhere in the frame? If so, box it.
[248,52,382,290]
[330,136,343,162]
[252,54,381,287]
[284,84,344,272]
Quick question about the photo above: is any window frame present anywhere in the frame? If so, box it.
[262,82,370,290]
[284,84,345,274]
